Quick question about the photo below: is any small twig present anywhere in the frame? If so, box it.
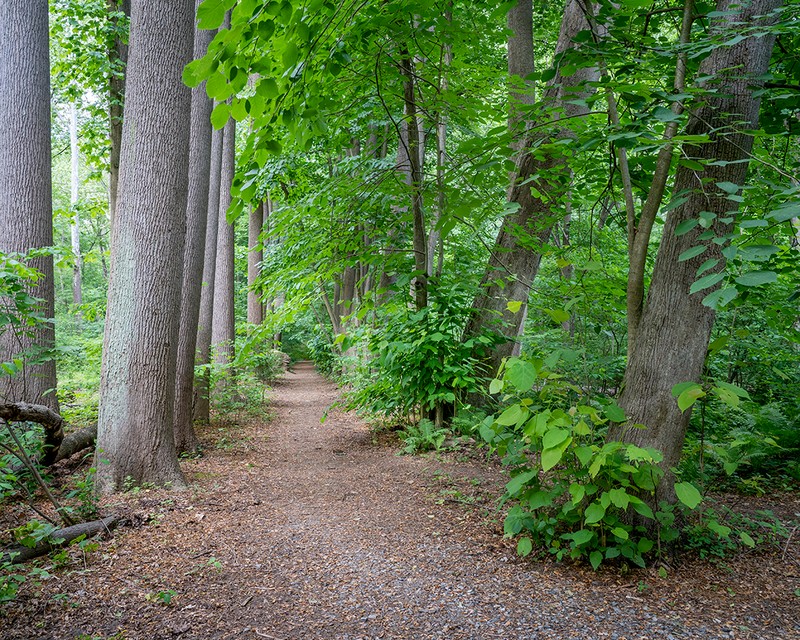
[241,594,254,607]
[254,630,284,640]
[782,524,797,562]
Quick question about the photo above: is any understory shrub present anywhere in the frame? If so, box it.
[480,355,763,569]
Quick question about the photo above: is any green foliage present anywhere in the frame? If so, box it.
[398,419,449,455]
[482,354,768,569]
[344,282,490,422]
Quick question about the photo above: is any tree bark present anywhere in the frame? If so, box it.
[108,0,130,228]
[463,0,594,377]
[247,202,264,325]
[211,117,237,380]
[612,0,781,505]
[0,402,64,466]
[0,0,59,412]
[69,102,83,308]
[174,7,216,454]
[1,516,117,565]
[95,0,194,493]
[193,123,224,424]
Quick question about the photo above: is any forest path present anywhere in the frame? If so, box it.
[3,362,796,639]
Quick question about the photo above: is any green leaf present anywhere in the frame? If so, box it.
[715,181,740,194]
[571,529,594,546]
[589,550,603,570]
[506,300,523,313]
[689,272,724,295]
[674,481,702,509]
[541,444,568,471]
[545,308,570,324]
[610,527,629,540]
[603,403,626,423]
[488,378,503,395]
[677,385,705,412]
[210,102,229,129]
[735,271,777,287]
[584,501,606,524]
[671,381,696,397]
[702,286,738,310]
[197,0,236,29]
[739,531,755,548]
[675,219,699,236]
[607,488,630,509]
[505,470,536,496]
[506,361,536,392]
[517,537,533,556]
[678,245,706,262]
[542,428,570,449]
[496,403,525,426]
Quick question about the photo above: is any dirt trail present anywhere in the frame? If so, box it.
[2,362,797,639]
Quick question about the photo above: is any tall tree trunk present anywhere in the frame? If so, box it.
[95,0,193,493]
[507,0,535,145]
[107,0,130,228]
[211,117,236,384]
[247,202,264,325]
[69,102,83,308]
[173,8,216,453]
[612,0,781,505]
[399,53,428,310]
[463,0,593,377]
[0,0,59,411]
[193,123,224,424]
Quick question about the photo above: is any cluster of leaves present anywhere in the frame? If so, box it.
[480,355,759,569]
[398,418,449,455]
[344,281,491,422]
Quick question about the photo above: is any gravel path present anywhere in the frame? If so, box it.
[2,362,797,639]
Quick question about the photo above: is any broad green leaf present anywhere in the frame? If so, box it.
[689,272,724,295]
[197,0,236,29]
[496,403,525,426]
[488,378,503,394]
[702,286,738,309]
[674,481,702,509]
[678,245,706,262]
[542,428,570,449]
[528,490,553,510]
[506,300,523,313]
[517,537,533,557]
[541,442,570,471]
[571,529,594,546]
[507,361,536,392]
[735,271,777,287]
[505,470,536,496]
[210,102,229,129]
[677,385,705,412]
[589,550,603,570]
[674,218,699,236]
[607,488,630,509]
[715,181,740,194]
[584,501,606,524]
[739,531,755,548]
[545,308,570,324]
[671,381,697,397]
[610,527,629,540]
[603,403,626,423]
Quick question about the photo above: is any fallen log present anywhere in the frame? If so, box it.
[1,515,117,565]
[54,424,97,463]
[0,402,64,465]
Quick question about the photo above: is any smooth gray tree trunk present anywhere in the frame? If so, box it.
[247,202,264,325]
[173,7,216,453]
[0,0,59,411]
[95,0,194,493]
[193,123,224,424]
[211,117,236,382]
[612,0,781,505]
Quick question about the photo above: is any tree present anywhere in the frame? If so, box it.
[174,3,217,453]
[95,0,194,493]
[107,0,130,226]
[462,0,596,377]
[0,0,59,410]
[612,0,783,504]
[247,201,264,325]
[211,117,237,383]
[193,122,224,424]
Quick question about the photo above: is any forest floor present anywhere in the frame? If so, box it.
[1,361,799,639]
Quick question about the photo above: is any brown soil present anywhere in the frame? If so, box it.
[1,362,798,639]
